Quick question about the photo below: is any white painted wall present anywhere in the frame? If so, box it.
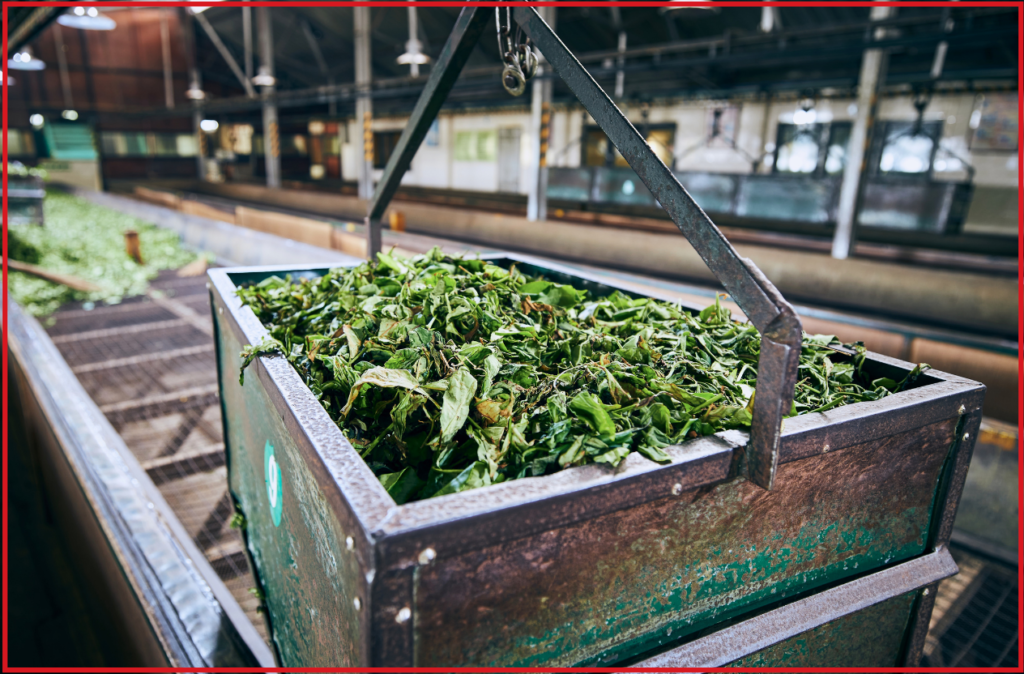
[339,92,1016,196]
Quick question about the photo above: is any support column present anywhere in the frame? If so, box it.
[159,13,174,109]
[242,7,253,83]
[180,9,205,179]
[354,6,374,203]
[194,108,206,179]
[51,24,74,112]
[527,6,555,222]
[831,5,893,260]
[256,6,280,188]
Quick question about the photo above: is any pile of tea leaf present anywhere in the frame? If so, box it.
[238,248,924,504]
[8,189,197,316]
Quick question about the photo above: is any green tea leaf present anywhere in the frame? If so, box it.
[235,246,916,504]
[570,391,616,441]
[440,368,478,444]
[379,467,424,505]
[341,367,425,417]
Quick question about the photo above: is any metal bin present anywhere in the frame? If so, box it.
[208,253,982,668]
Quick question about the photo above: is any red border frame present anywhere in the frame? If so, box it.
[2,1,1022,672]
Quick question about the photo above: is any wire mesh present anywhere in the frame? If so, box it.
[924,545,1018,668]
[45,269,270,644]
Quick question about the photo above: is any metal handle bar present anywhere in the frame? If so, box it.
[366,7,801,489]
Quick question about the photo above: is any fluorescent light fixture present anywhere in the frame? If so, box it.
[200,119,220,132]
[191,1,226,14]
[397,52,430,65]
[62,109,79,121]
[58,13,117,30]
[398,39,430,66]
[793,108,817,125]
[659,0,719,14]
[30,113,44,127]
[8,51,45,71]
[252,67,275,87]
[186,86,206,100]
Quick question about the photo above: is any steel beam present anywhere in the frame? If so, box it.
[301,18,335,116]
[52,24,74,111]
[528,7,555,222]
[242,7,253,82]
[7,7,64,55]
[514,6,801,490]
[195,11,256,98]
[832,6,893,260]
[257,6,280,188]
[364,7,493,258]
[160,14,175,109]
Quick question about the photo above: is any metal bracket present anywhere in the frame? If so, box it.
[366,6,801,490]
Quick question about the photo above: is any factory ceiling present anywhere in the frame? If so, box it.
[7,4,1018,121]
[190,4,1017,118]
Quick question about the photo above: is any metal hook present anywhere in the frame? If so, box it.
[502,60,526,96]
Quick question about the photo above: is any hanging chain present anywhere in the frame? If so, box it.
[496,7,538,96]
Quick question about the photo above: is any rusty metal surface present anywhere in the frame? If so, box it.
[411,419,957,666]
[211,257,984,667]
[904,580,941,666]
[513,6,801,490]
[215,310,368,666]
[727,593,917,668]
[630,547,956,669]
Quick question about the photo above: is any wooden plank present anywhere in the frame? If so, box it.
[181,199,236,225]
[133,186,181,210]
[235,206,333,249]
[8,259,103,292]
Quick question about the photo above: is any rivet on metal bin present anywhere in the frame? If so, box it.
[958,405,966,415]
[418,548,436,564]
[395,607,412,624]
[823,444,831,453]
[671,483,683,496]
[345,536,355,551]
[353,598,362,611]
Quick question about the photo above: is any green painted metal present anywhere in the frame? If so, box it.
[412,421,954,667]
[728,591,918,667]
[216,318,365,667]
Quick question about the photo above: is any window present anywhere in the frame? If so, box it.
[100,132,148,156]
[175,134,198,157]
[44,123,97,160]
[374,130,404,168]
[874,121,941,176]
[970,93,1017,152]
[99,131,197,158]
[6,129,35,156]
[453,130,497,162]
[773,122,851,177]
[228,124,254,155]
[582,125,675,168]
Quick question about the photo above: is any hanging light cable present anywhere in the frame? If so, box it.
[397,3,429,76]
